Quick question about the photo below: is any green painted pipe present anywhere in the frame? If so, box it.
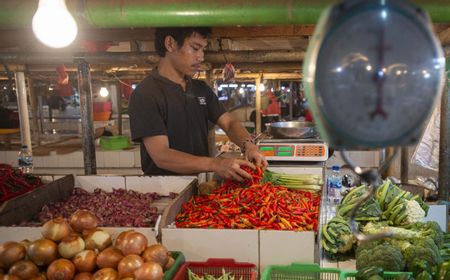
[82,0,331,27]
[1,0,450,29]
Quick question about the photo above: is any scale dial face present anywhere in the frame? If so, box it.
[309,1,444,147]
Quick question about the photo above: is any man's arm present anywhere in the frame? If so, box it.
[143,135,254,181]
[216,112,267,168]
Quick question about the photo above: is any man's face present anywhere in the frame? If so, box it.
[170,32,208,77]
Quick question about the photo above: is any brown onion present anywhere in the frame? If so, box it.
[47,259,75,280]
[96,247,123,269]
[70,210,98,233]
[92,268,118,280]
[8,260,39,279]
[0,242,26,269]
[84,229,112,251]
[142,244,169,268]
[118,254,144,278]
[164,256,175,271]
[74,272,93,280]
[58,233,85,259]
[115,231,147,256]
[27,239,58,266]
[134,262,163,280]
[42,218,72,242]
[73,250,97,272]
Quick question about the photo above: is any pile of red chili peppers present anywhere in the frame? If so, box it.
[0,164,43,203]
[175,166,321,231]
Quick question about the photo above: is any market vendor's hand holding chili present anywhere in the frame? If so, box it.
[212,158,255,182]
[243,140,267,169]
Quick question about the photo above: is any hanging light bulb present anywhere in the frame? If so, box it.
[32,0,78,48]
[259,83,265,92]
[99,87,109,97]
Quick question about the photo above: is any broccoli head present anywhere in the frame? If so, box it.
[356,240,405,272]
[410,221,444,249]
[403,236,442,274]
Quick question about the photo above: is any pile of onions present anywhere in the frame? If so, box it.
[27,239,58,266]
[115,231,147,256]
[70,210,98,233]
[0,241,26,268]
[0,209,174,280]
[47,258,75,280]
[41,218,71,242]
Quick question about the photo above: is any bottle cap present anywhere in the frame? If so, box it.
[332,165,340,171]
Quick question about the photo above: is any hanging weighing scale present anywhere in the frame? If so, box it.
[303,0,445,240]
[304,0,444,149]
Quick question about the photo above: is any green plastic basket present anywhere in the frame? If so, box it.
[262,263,342,280]
[163,251,185,280]
[262,263,413,280]
[99,135,129,150]
[340,270,412,280]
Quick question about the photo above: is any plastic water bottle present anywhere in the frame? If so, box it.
[328,165,342,206]
[17,145,33,174]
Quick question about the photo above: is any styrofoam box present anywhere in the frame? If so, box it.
[162,166,325,273]
[0,175,197,245]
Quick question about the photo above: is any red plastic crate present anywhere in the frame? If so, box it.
[172,258,257,280]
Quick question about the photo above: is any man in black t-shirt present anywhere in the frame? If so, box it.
[129,27,266,180]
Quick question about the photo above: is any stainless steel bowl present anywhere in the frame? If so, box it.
[266,121,318,139]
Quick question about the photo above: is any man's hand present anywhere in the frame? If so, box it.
[213,158,256,181]
[244,142,268,169]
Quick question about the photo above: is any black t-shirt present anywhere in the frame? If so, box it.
[129,70,226,175]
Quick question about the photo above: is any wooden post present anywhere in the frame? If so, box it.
[15,71,32,152]
[27,77,41,146]
[381,147,396,179]
[76,60,97,175]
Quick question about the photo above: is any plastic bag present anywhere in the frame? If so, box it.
[411,102,440,171]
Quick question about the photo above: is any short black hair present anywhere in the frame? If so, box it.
[154,27,212,57]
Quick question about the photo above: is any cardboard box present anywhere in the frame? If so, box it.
[0,175,197,244]
[161,166,325,272]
